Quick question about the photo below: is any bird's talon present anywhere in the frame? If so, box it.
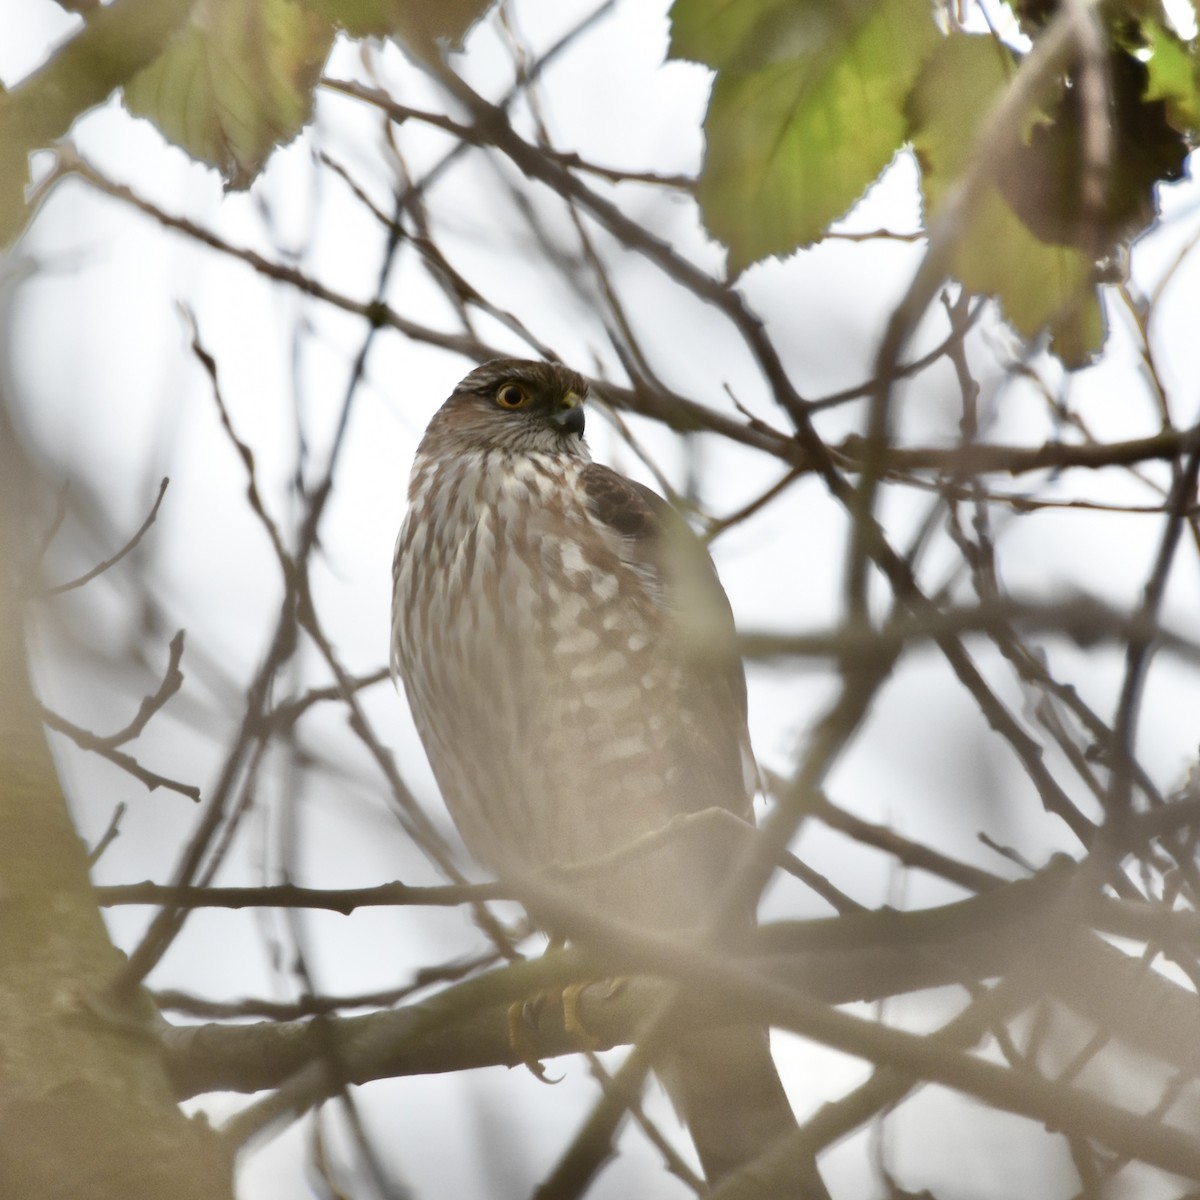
[506,998,561,1083]
[561,981,596,1047]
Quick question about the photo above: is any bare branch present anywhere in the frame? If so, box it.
[87,802,127,866]
[43,476,169,595]
[97,879,504,912]
[41,706,201,801]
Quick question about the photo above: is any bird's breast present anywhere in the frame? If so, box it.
[394,450,705,926]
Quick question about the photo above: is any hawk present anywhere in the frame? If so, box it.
[391,359,812,1189]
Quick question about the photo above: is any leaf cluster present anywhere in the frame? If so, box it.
[669,0,1200,363]
[3,0,1199,364]
[0,0,490,235]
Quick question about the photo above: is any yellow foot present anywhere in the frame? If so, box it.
[507,978,626,1080]
[562,980,600,1047]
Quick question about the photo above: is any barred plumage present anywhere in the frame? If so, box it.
[391,358,819,1191]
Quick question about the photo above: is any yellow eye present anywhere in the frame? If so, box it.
[496,383,529,409]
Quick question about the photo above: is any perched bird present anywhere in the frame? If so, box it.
[391,358,814,1190]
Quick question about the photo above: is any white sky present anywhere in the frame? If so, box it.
[4,1,1200,1197]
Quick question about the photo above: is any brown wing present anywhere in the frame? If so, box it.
[579,463,754,820]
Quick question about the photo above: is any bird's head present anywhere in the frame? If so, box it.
[424,358,590,457]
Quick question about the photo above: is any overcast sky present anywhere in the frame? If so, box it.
[4,2,1200,1197]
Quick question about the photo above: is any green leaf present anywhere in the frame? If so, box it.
[957,189,1106,366]
[671,0,940,273]
[1142,18,1200,134]
[908,33,1020,210]
[908,32,1104,366]
[124,0,335,188]
[305,0,493,49]
[1046,289,1107,368]
[669,0,864,71]
[303,0,398,37]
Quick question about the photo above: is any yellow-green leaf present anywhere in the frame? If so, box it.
[670,0,865,71]
[305,0,492,50]
[0,0,197,246]
[673,0,940,273]
[1142,18,1200,134]
[124,0,335,189]
[908,32,1104,366]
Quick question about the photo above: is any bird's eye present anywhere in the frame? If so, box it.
[496,384,528,409]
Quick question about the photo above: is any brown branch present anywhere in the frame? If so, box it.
[41,706,201,801]
[37,628,189,792]
[96,879,504,912]
[262,667,390,731]
[326,73,848,492]
[1106,441,1200,815]
[53,153,1200,503]
[107,630,187,746]
[535,147,694,189]
[185,320,293,575]
[847,423,1200,478]
[110,327,311,993]
[848,3,1094,610]
[95,810,858,916]
[706,975,1032,1200]
[58,148,483,360]
[43,476,169,595]
[804,790,1005,895]
[806,297,987,410]
[87,802,127,866]
[167,886,1200,1185]
[739,596,1200,667]
[153,949,499,1020]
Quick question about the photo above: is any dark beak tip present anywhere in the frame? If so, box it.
[557,406,586,437]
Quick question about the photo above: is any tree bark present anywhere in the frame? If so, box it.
[0,415,233,1200]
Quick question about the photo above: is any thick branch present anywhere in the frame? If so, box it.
[166,873,1200,1105]
[97,878,503,912]
[168,915,1200,1186]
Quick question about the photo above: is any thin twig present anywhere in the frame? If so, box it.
[41,707,201,800]
[87,802,127,865]
[44,476,169,595]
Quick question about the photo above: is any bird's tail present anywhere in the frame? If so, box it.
[657,1026,830,1197]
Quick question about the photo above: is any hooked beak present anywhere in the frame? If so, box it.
[553,391,585,437]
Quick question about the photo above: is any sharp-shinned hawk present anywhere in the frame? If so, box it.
[391,358,814,1190]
